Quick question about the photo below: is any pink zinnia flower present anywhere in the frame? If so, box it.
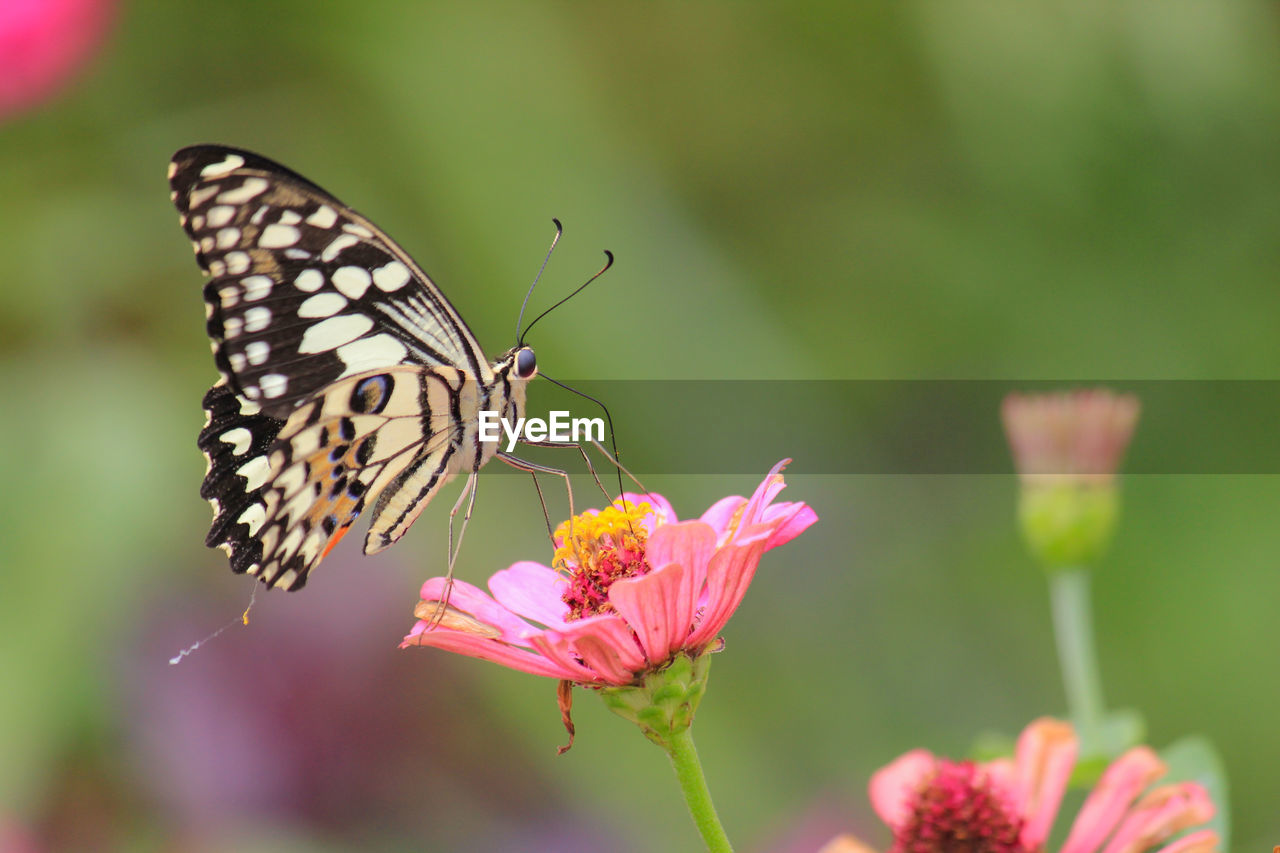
[401,459,816,687]
[0,0,116,119]
[826,718,1217,853]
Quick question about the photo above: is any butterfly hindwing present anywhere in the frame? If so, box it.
[206,367,471,590]
[360,367,478,555]
[169,145,489,416]
[198,382,285,576]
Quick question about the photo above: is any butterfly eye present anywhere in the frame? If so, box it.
[515,347,537,379]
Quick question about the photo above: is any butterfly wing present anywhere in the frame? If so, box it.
[172,145,499,589]
[200,366,473,590]
[198,381,287,576]
[169,145,491,415]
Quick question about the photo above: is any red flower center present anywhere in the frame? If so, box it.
[554,502,653,621]
[891,761,1031,853]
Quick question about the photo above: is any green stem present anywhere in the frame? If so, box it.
[664,726,734,853]
[1049,567,1106,746]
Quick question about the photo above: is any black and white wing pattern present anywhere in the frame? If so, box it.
[171,145,529,591]
[170,145,491,410]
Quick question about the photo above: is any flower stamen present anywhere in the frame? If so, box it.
[893,761,1029,853]
[555,501,654,620]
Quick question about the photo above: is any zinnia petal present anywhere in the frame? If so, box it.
[535,614,647,685]
[869,749,938,829]
[761,499,819,549]
[1150,828,1218,853]
[1058,746,1167,853]
[609,560,690,664]
[984,756,1018,804]
[686,527,771,648]
[402,621,576,680]
[739,458,793,530]
[646,520,717,590]
[415,577,543,644]
[1098,783,1214,853]
[1013,718,1078,848]
[489,561,571,628]
[642,520,716,642]
[700,495,746,542]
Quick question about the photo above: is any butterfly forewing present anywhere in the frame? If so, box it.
[173,145,530,591]
[169,146,489,414]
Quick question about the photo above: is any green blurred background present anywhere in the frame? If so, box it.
[2,1,1278,850]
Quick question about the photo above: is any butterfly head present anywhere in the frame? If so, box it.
[491,345,536,429]
[504,345,538,381]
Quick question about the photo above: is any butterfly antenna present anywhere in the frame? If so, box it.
[519,250,614,346]
[539,371,643,525]
[515,218,563,344]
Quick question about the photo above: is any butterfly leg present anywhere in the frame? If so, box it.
[517,439,609,503]
[518,438,651,529]
[448,470,479,577]
[420,470,479,629]
[524,471,556,539]
[585,438,648,497]
[497,452,586,566]
[498,452,576,518]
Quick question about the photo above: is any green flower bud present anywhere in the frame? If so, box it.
[1018,481,1119,569]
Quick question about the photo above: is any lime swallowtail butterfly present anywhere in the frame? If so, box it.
[170,145,547,591]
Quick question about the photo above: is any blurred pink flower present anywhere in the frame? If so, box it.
[828,718,1217,853]
[0,814,40,853]
[402,459,816,687]
[1002,390,1140,485]
[124,557,616,849]
[0,0,115,119]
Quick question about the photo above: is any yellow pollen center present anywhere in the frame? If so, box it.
[555,501,653,620]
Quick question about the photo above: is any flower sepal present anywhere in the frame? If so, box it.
[1067,707,1147,782]
[599,652,710,748]
[1019,480,1120,570]
[1160,736,1231,851]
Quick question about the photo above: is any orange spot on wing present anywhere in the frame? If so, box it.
[321,524,352,559]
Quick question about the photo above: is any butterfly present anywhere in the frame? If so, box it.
[170,145,544,591]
